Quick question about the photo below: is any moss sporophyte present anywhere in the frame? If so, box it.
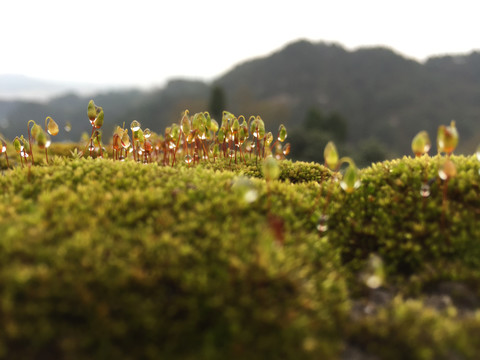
[314,141,361,234]
[411,130,432,198]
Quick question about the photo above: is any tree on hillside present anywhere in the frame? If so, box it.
[304,107,348,142]
[304,108,325,131]
[208,85,226,121]
[325,111,348,142]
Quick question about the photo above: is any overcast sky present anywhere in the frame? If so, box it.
[1,0,479,87]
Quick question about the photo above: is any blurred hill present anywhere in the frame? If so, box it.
[1,40,480,164]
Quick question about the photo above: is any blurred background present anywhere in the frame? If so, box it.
[1,0,479,167]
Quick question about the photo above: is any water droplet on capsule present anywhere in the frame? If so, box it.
[362,254,385,289]
[184,154,193,164]
[438,169,447,180]
[130,120,141,132]
[420,183,430,197]
[316,214,329,233]
[244,189,258,203]
[365,275,382,289]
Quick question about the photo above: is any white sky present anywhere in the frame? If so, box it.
[1,0,479,87]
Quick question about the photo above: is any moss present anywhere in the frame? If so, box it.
[325,155,480,278]
[0,158,346,359]
[347,297,480,360]
[0,153,479,359]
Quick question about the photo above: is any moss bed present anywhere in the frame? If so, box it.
[0,154,479,359]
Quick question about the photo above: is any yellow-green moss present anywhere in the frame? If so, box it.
[0,157,346,359]
[0,154,479,359]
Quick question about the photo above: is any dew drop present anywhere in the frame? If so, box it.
[184,154,193,164]
[64,122,72,132]
[361,254,385,289]
[88,144,95,152]
[168,142,176,150]
[1,144,6,154]
[438,169,447,181]
[119,155,125,161]
[316,214,329,233]
[143,128,152,139]
[228,149,235,158]
[420,183,430,198]
[340,180,361,192]
[130,120,141,132]
[365,275,383,289]
[21,150,29,158]
[244,189,258,203]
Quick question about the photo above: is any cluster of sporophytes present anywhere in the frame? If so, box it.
[3,100,287,169]
[4,116,59,169]
[109,109,290,166]
[411,121,461,224]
